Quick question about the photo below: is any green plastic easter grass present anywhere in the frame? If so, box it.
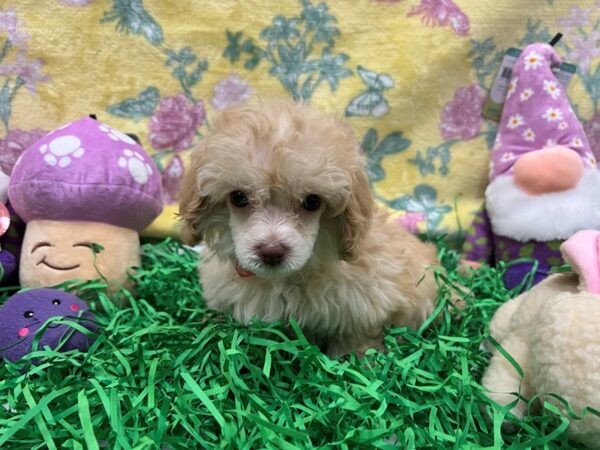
[0,238,591,449]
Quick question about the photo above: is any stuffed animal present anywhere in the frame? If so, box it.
[0,202,17,284]
[482,230,600,448]
[0,288,97,362]
[462,43,600,290]
[7,116,163,291]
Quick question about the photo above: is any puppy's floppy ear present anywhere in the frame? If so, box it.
[178,143,209,246]
[341,165,374,260]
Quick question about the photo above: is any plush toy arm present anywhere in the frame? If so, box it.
[482,333,531,421]
[462,204,494,265]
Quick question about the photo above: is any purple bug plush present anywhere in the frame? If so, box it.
[0,288,97,362]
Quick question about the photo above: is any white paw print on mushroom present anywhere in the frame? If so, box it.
[118,149,154,185]
[39,135,85,168]
[98,124,155,185]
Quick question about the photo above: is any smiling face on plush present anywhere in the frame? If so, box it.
[19,220,140,289]
[0,288,97,362]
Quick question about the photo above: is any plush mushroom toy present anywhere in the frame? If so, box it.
[7,116,162,291]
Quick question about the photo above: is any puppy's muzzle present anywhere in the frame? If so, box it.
[256,243,288,266]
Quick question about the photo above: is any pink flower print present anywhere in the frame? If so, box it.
[439,84,485,140]
[149,94,206,152]
[555,7,591,32]
[161,155,184,204]
[0,128,46,175]
[0,8,29,48]
[395,212,426,233]
[8,53,49,92]
[567,31,600,73]
[58,0,94,5]
[407,0,470,36]
[584,111,600,158]
[211,74,252,111]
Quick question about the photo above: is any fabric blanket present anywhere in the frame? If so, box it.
[1,0,599,239]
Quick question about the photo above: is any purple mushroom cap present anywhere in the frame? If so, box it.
[0,288,97,362]
[8,117,163,231]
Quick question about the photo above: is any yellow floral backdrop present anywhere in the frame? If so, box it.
[1,0,599,239]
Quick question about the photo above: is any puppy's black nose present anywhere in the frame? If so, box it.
[257,243,287,266]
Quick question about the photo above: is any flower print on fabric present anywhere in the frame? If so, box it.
[520,88,534,102]
[0,128,46,175]
[507,77,518,99]
[506,114,524,129]
[439,84,485,140]
[490,43,592,180]
[407,0,470,37]
[523,50,544,70]
[543,80,561,100]
[211,74,252,110]
[149,94,206,152]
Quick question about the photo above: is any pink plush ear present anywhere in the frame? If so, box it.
[560,230,600,294]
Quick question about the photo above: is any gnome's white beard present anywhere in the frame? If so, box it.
[486,169,600,242]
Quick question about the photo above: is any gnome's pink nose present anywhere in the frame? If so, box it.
[513,145,584,195]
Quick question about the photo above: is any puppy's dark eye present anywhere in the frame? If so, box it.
[302,194,321,212]
[52,299,61,306]
[23,311,34,319]
[230,191,249,208]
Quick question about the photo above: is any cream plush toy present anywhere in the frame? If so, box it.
[482,230,600,448]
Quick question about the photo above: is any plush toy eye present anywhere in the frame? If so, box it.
[230,191,249,208]
[302,194,321,212]
[23,311,34,319]
[52,299,61,306]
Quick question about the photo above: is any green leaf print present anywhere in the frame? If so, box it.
[468,38,503,88]
[362,129,411,183]
[165,47,209,101]
[0,80,11,130]
[346,66,394,117]
[101,0,164,46]
[519,19,552,47]
[223,0,352,100]
[387,185,452,231]
[106,87,160,120]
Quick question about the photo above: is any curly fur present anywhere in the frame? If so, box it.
[179,99,438,356]
[482,273,600,447]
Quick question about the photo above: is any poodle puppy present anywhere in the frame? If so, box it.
[179,99,439,356]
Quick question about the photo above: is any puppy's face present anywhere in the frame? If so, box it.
[179,100,373,278]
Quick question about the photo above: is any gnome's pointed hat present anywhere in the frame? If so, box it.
[490,43,593,180]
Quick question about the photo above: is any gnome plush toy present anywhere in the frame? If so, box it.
[463,43,600,290]
[8,116,163,291]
